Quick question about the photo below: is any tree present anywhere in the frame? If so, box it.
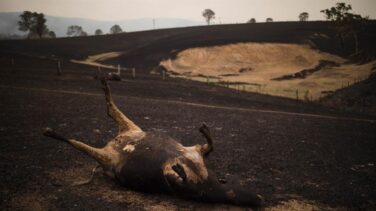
[247,18,256,23]
[202,9,215,25]
[299,12,309,21]
[18,11,49,39]
[18,11,34,37]
[48,31,56,38]
[80,31,88,36]
[110,25,123,34]
[321,2,352,22]
[95,29,103,35]
[33,13,48,38]
[266,18,273,22]
[321,2,369,55]
[67,25,87,37]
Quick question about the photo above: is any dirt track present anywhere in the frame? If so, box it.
[0,56,375,210]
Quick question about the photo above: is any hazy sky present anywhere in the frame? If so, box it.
[1,0,375,23]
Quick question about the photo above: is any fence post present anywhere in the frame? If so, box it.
[132,68,136,79]
[56,60,62,75]
[117,64,121,76]
[97,66,101,78]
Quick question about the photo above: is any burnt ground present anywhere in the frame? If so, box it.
[321,71,376,117]
[1,21,376,71]
[0,55,375,210]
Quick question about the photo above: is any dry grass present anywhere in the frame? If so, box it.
[265,199,343,211]
[161,43,344,81]
[6,192,50,211]
[161,43,376,100]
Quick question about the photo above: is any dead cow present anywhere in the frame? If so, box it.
[43,78,263,207]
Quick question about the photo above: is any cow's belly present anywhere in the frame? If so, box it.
[114,134,183,192]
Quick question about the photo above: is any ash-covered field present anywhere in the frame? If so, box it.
[0,55,375,210]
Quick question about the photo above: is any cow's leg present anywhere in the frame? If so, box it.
[43,128,113,167]
[100,78,142,135]
[199,123,213,156]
